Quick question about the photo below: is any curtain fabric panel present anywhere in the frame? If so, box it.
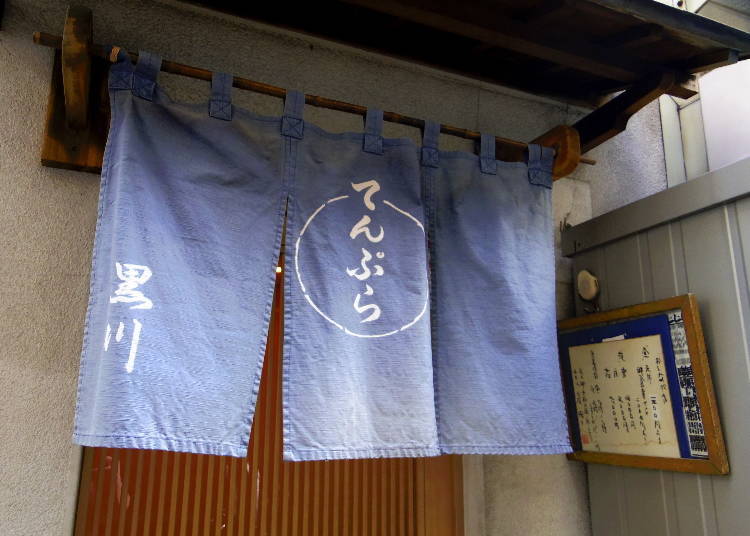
[72,50,571,461]
[73,51,286,458]
[424,131,571,454]
[283,104,438,461]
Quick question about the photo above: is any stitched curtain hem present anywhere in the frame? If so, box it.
[74,432,572,459]
[73,433,247,458]
[439,444,573,455]
[283,446,443,461]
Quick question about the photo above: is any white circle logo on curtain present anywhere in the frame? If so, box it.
[295,180,428,338]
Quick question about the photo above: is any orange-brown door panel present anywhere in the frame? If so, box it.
[74,271,463,536]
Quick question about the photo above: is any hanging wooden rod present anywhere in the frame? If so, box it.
[34,28,591,177]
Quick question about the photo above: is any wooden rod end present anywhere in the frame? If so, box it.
[532,125,581,180]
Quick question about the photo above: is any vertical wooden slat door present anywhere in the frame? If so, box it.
[73,269,463,536]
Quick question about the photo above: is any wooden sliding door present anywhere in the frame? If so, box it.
[73,270,463,535]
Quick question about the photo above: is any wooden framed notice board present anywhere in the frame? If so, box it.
[557,294,729,475]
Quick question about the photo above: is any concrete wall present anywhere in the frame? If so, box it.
[0,0,667,534]
[571,100,668,217]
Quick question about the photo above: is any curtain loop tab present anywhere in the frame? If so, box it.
[132,51,161,101]
[108,47,133,91]
[209,72,233,121]
[363,109,384,155]
[421,120,440,168]
[281,89,305,139]
[527,144,554,189]
[479,133,497,175]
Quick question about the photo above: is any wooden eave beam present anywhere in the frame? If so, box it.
[471,0,569,55]
[580,0,750,53]
[340,0,695,99]
[541,24,663,79]
[596,23,663,50]
[545,22,674,97]
[512,0,568,25]
[683,49,740,74]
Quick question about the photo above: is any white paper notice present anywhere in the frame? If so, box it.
[569,334,681,457]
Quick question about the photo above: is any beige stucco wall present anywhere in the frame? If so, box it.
[1,0,668,534]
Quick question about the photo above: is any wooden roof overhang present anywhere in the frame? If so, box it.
[181,0,750,152]
[31,2,750,179]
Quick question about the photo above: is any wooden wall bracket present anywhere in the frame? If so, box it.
[574,71,677,154]
[41,6,109,172]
